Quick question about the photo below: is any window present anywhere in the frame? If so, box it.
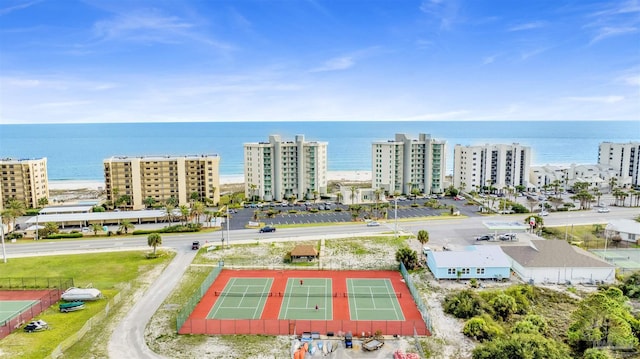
[461,268,470,275]
[447,268,456,275]
[476,268,485,275]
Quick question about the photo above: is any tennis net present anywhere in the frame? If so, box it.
[214,291,401,298]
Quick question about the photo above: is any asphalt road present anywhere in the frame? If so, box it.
[2,205,637,358]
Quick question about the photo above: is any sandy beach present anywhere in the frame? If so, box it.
[48,170,372,191]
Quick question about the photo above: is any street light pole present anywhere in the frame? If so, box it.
[0,214,6,263]
[394,198,398,240]
[226,206,230,248]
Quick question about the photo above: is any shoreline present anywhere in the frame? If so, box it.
[48,170,373,191]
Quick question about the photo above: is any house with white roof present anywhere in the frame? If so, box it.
[425,245,511,280]
[501,240,615,284]
[605,219,640,244]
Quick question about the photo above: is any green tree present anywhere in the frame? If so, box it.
[513,314,547,335]
[147,233,162,256]
[179,205,190,224]
[143,196,156,209]
[41,222,59,238]
[417,230,429,246]
[2,198,26,232]
[568,287,639,352]
[190,191,200,203]
[118,220,134,234]
[395,247,419,270]
[336,192,343,204]
[190,201,205,224]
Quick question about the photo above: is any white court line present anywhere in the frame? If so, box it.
[253,278,273,319]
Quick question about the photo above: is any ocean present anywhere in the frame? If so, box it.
[0,121,637,181]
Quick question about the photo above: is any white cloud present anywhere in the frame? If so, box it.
[508,21,546,32]
[309,56,355,73]
[520,47,547,60]
[590,26,637,44]
[482,54,499,65]
[419,0,460,30]
[0,0,41,16]
[564,96,624,104]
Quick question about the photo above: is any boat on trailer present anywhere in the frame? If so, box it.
[61,287,103,301]
[59,301,86,312]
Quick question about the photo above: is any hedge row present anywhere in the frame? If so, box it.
[46,233,84,239]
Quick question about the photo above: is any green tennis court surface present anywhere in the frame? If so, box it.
[207,278,273,319]
[591,249,640,269]
[347,278,405,320]
[0,300,38,324]
[279,278,333,320]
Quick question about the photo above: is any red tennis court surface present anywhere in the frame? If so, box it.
[179,269,430,336]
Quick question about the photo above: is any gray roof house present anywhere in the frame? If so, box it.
[606,219,640,244]
[501,240,615,284]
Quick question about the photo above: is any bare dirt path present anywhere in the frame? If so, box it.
[108,247,197,359]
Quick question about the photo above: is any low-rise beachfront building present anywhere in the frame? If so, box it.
[529,163,619,192]
[244,135,328,202]
[425,245,511,280]
[501,240,615,284]
[371,133,446,196]
[0,157,49,210]
[453,143,532,194]
[103,155,220,210]
[598,141,640,188]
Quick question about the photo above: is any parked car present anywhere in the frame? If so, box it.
[475,234,493,241]
[499,233,516,241]
[191,241,200,250]
[539,211,549,216]
[597,207,610,213]
[259,226,276,233]
[366,221,380,227]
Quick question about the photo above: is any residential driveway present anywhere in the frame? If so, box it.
[108,246,197,359]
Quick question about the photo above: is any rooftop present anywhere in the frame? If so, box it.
[501,240,613,268]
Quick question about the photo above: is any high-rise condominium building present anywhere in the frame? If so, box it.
[453,144,531,193]
[598,142,640,188]
[244,135,327,201]
[103,155,220,210]
[372,133,446,195]
[0,157,49,210]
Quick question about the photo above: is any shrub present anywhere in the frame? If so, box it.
[6,233,23,240]
[443,290,483,319]
[46,233,84,239]
[489,293,517,321]
[463,315,502,342]
[512,314,547,335]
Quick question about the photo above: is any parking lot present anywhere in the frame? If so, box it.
[227,197,480,230]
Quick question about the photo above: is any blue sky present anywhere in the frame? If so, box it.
[1,0,638,124]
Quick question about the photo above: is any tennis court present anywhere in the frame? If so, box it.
[591,249,640,269]
[279,278,332,320]
[206,277,273,319]
[347,278,404,320]
[0,300,38,324]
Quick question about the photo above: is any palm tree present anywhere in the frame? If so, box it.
[164,203,175,223]
[373,188,382,218]
[179,205,190,224]
[2,198,26,231]
[190,191,200,203]
[90,223,102,236]
[350,186,357,205]
[417,230,429,246]
[191,201,205,224]
[118,220,134,234]
[608,177,618,193]
[37,197,49,207]
[592,187,602,206]
[147,233,162,256]
[336,192,344,204]
[249,184,258,202]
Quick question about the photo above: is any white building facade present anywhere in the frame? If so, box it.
[0,157,49,210]
[598,142,640,188]
[371,133,446,195]
[453,143,531,193]
[244,135,328,202]
[530,164,619,192]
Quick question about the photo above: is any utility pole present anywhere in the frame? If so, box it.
[394,198,398,240]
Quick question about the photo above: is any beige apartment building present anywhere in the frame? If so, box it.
[0,157,49,210]
[598,142,640,188]
[103,155,220,210]
[244,135,327,201]
[453,143,531,193]
[372,133,446,195]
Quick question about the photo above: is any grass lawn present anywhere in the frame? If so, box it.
[0,250,174,358]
